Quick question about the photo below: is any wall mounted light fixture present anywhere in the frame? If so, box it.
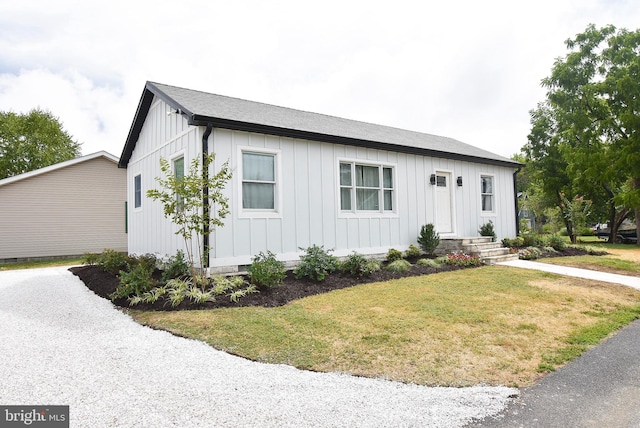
[430,174,436,185]
[457,176,463,187]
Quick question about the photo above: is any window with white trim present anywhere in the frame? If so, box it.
[173,156,184,207]
[481,175,494,212]
[134,174,142,208]
[340,161,394,212]
[242,151,276,210]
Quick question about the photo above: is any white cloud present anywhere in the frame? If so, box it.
[0,0,638,158]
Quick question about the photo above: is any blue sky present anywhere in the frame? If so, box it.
[1,0,638,159]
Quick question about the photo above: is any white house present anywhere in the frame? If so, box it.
[119,82,521,272]
[0,151,127,262]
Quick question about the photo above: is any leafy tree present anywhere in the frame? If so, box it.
[0,109,81,179]
[523,24,640,244]
[147,153,232,283]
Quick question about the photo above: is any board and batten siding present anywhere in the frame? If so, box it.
[126,97,203,258]
[126,97,517,269]
[209,128,517,269]
[0,156,127,260]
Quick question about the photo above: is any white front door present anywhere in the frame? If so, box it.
[434,171,454,234]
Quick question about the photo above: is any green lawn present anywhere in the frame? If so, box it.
[133,265,640,388]
[0,258,83,271]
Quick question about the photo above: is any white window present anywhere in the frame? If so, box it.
[242,151,276,210]
[340,161,394,213]
[134,174,142,209]
[481,175,494,212]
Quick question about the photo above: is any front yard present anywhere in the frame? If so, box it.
[133,255,640,388]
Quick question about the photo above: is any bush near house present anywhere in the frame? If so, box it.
[478,221,496,241]
[386,259,412,273]
[248,251,286,288]
[500,234,608,260]
[404,244,423,259]
[294,245,338,282]
[82,243,562,311]
[338,252,381,278]
[417,224,440,256]
[444,252,482,267]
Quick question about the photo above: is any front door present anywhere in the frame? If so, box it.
[434,171,454,234]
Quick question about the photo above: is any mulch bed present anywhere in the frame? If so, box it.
[69,247,589,312]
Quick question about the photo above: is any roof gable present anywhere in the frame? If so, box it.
[0,151,119,187]
[119,81,520,168]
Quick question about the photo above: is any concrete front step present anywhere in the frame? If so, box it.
[457,237,494,245]
[471,247,513,258]
[482,253,520,265]
[438,237,517,265]
[462,242,503,252]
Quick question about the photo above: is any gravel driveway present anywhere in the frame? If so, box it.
[0,267,516,427]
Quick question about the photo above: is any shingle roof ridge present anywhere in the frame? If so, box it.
[150,81,459,143]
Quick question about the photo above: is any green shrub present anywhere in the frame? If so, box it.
[435,256,449,265]
[248,251,286,288]
[110,262,156,300]
[404,244,423,259]
[416,258,440,268]
[386,259,411,273]
[546,235,567,251]
[418,224,440,255]
[444,252,482,267]
[82,252,100,265]
[294,245,338,282]
[521,232,544,247]
[339,252,380,278]
[160,250,190,283]
[98,249,131,275]
[502,237,525,248]
[386,248,403,262]
[478,220,496,241]
[132,253,158,271]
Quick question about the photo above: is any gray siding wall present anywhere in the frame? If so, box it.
[0,157,127,260]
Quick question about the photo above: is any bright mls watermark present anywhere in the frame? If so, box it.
[1,406,68,427]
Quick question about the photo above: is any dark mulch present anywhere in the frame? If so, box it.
[69,247,591,312]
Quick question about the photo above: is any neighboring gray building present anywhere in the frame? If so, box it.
[119,82,521,272]
[0,151,127,262]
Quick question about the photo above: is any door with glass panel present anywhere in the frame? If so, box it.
[434,171,454,234]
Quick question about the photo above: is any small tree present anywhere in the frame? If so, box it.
[559,193,592,244]
[147,153,232,283]
[417,224,440,256]
[478,220,496,241]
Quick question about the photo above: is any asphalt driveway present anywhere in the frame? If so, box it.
[469,260,640,427]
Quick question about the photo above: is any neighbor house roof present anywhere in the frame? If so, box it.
[0,151,119,187]
[119,81,520,168]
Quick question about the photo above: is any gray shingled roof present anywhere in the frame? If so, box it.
[119,81,520,168]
